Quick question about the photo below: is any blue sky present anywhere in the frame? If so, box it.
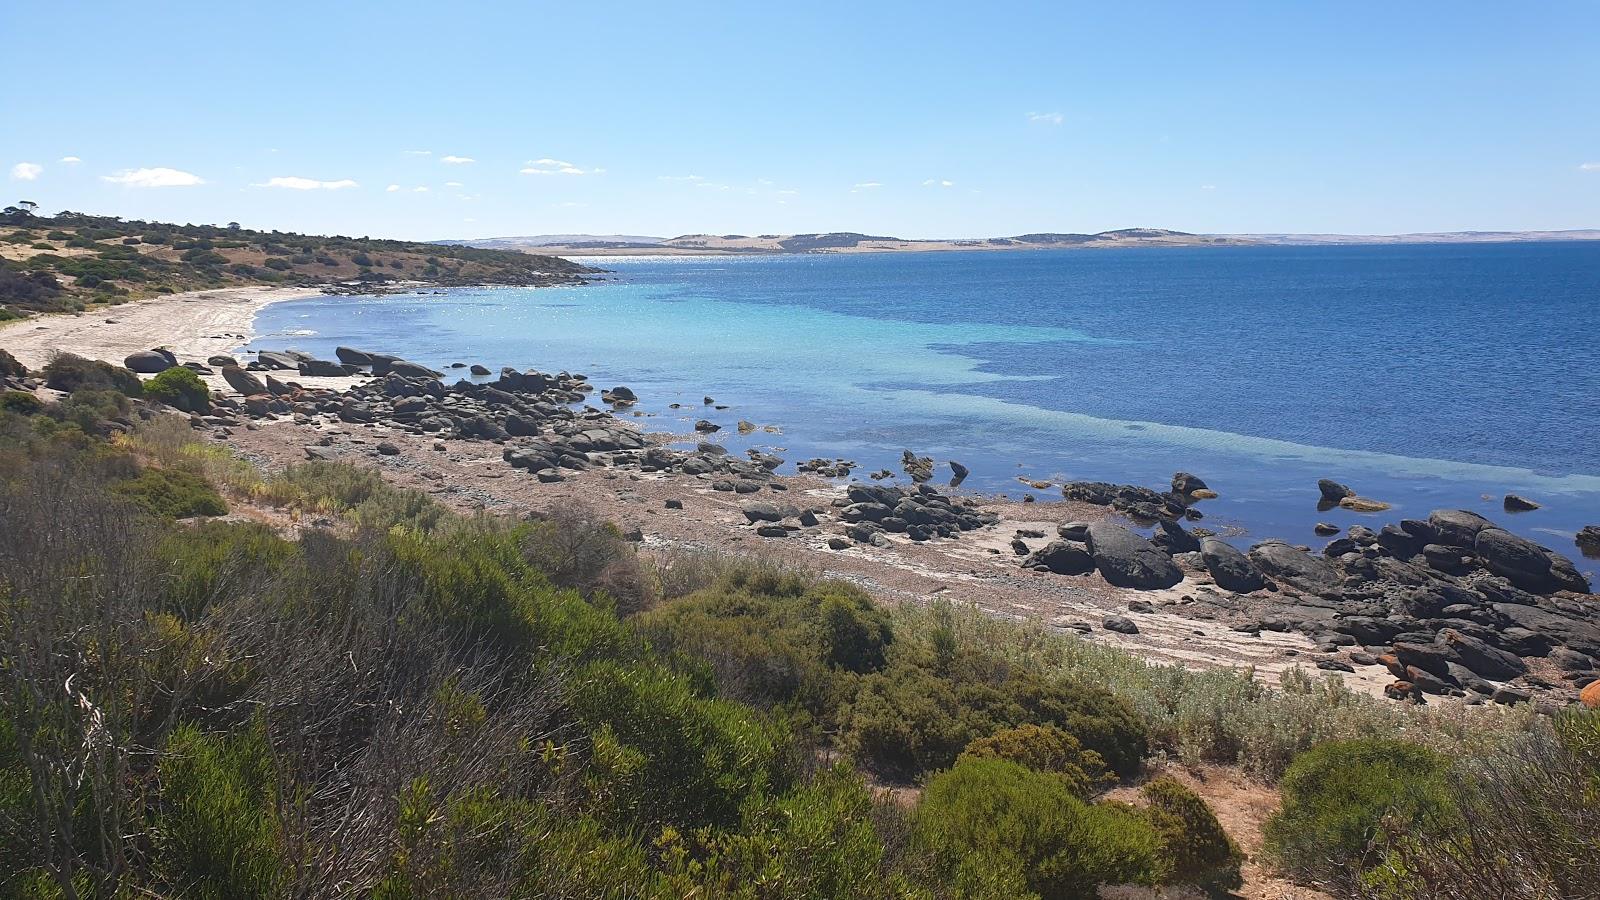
[4,1,1598,240]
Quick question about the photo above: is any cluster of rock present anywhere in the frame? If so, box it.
[0,348,31,391]
[1060,472,1214,522]
[1208,510,1594,704]
[1022,521,1185,589]
[834,482,999,545]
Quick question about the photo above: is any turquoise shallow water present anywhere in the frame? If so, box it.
[244,244,1600,575]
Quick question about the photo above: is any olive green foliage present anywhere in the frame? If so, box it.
[259,460,446,531]
[915,757,1163,899]
[143,365,210,412]
[112,465,228,518]
[41,351,143,395]
[1264,738,1453,890]
[961,724,1116,798]
[1356,709,1600,900]
[154,724,284,899]
[1140,777,1242,892]
[0,391,41,415]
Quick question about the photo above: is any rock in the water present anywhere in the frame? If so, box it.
[1317,479,1355,502]
[1248,540,1341,594]
[1171,472,1208,495]
[220,365,267,396]
[1474,526,1590,594]
[901,450,934,483]
[1338,496,1391,512]
[469,364,491,376]
[694,420,720,433]
[297,359,348,377]
[1085,522,1183,590]
[1426,509,1495,549]
[388,360,441,379]
[1022,540,1096,575]
[125,350,176,373]
[1577,526,1600,554]
[256,350,299,371]
[1503,494,1540,512]
[1200,538,1266,593]
[949,460,969,486]
[1103,616,1140,635]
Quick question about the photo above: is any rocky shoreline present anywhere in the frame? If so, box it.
[9,332,1598,710]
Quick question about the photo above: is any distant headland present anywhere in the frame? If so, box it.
[438,227,1600,256]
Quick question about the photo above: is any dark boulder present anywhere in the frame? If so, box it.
[1578,526,1600,554]
[1200,538,1265,593]
[1503,494,1540,512]
[1150,519,1200,554]
[1171,472,1208,495]
[1022,540,1096,575]
[1427,509,1494,549]
[297,359,348,377]
[1318,479,1355,501]
[1085,522,1183,590]
[469,364,491,376]
[1440,628,1526,680]
[125,350,175,373]
[1474,527,1590,594]
[1248,540,1341,594]
[207,354,238,368]
[220,365,267,396]
[1103,616,1140,635]
[388,360,442,379]
[948,460,969,486]
[256,350,299,370]
[334,346,377,366]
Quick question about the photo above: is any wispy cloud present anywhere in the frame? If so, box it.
[921,178,954,188]
[59,156,81,165]
[851,181,882,192]
[444,181,463,187]
[10,162,42,181]
[1200,184,1217,191]
[412,186,429,193]
[403,149,432,156]
[521,158,603,176]
[440,155,475,165]
[777,189,800,196]
[658,174,704,182]
[255,176,358,190]
[1027,111,1064,125]
[1580,162,1600,172]
[386,184,401,192]
[695,181,731,191]
[102,167,204,187]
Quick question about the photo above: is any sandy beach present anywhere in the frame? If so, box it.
[0,286,323,373]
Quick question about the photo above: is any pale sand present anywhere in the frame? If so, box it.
[0,286,324,373]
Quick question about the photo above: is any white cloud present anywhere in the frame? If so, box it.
[59,156,81,165]
[1027,111,1064,125]
[658,174,704,182]
[1580,162,1600,172]
[412,186,429,193]
[440,155,475,165]
[559,201,587,208]
[851,181,882,192]
[102,167,204,187]
[386,184,401,192]
[255,176,358,190]
[922,178,954,188]
[404,149,432,156]
[10,162,42,181]
[695,181,731,191]
[777,189,800,195]
[1200,184,1217,191]
[521,158,602,176]
[444,181,463,187]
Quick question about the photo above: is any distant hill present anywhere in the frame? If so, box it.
[441,227,1600,256]
[444,228,1252,255]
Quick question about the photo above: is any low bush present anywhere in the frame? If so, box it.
[1264,738,1453,891]
[113,465,228,519]
[42,352,143,395]
[144,366,210,413]
[915,757,1163,898]
[961,724,1115,798]
[1140,777,1242,892]
[154,724,285,899]
[0,392,41,415]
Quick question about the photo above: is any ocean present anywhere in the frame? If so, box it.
[243,242,1600,575]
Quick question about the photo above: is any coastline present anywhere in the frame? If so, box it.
[0,285,326,374]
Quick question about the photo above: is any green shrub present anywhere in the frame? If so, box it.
[818,585,892,673]
[961,724,1115,798]
[915,757,1162,899]
[154,724,284,899]
[1264,738,1452,890]
[0,392,42,415]
[263,257,292,271]
[113,466,227,519]
[42,352,143,395]
[1140,777,1242,892]
[144,366,210,413]
[575,659,793,831]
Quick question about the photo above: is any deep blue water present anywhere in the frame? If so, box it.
[244,243,1600,576]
